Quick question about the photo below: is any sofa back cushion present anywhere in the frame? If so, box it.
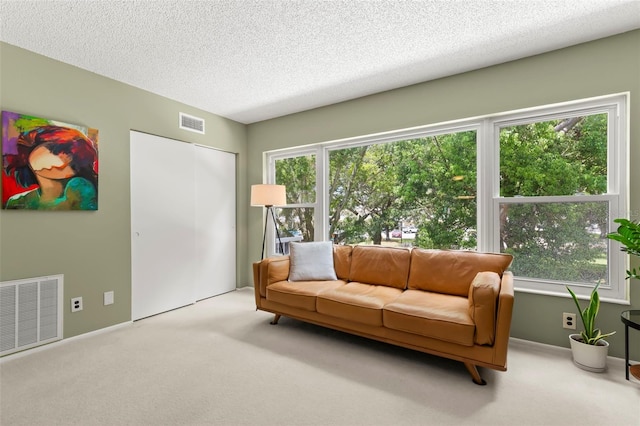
[349,246,411,289]
[333,245,353,280]
[408,249,513,296]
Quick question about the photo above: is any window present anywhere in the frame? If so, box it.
[490,101,627,301]
[269,152,317,255]
[266,94,628,301]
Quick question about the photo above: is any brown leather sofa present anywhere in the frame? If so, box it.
[253,244,514,385]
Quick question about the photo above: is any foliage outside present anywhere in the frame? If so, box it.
[327,132,477,249]
[275,155,316,242]
[566,282,615,345]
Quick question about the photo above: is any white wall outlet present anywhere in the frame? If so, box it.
[563,312,577,330]
[71,297,83,313]
[104,291,114,306]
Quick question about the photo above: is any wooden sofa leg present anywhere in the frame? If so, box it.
[464,362,487,386]
[270,314,281,325]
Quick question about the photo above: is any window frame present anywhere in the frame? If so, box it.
[264,93,630,303]
[485,96,628,302]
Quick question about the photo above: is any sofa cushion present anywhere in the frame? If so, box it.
[267,280,346,311]
[349,246,411,289]
[289,241,338,281]
[468,271,501,345]
[317,282,403,326]
[407,249,513,297]
[333,244,353,280]
[383,290,475,346]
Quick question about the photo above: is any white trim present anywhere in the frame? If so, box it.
[0,321,132,363]
[317,146,327,241]
[514,286,631,306]
[496,194,616,204]
[478,119,494,253]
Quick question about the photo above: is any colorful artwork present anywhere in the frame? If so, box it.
[2,111,99,210]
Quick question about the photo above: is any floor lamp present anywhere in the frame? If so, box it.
[251,184,287,260]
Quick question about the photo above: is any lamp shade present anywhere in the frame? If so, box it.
[250,184,286,207]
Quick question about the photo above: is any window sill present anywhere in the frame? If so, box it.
[514,285,630,305]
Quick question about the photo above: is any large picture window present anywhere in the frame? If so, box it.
[266,94,628,301]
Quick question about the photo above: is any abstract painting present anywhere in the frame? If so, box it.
[2,111,99,210]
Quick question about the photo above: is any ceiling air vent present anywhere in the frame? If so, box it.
[179,112,205,134]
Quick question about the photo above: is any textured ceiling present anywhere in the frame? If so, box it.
[1,1,639,124]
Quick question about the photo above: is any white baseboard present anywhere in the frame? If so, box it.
[509,336,631,363]
[0,321,133,363]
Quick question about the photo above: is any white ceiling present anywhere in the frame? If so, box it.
[1,1,639,124]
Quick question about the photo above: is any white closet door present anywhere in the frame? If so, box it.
[194,146,236,300]
[130,131,197,320]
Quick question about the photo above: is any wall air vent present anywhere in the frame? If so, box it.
[179,112,205,134]
[0,275,63,356]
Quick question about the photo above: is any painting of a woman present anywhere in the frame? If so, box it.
[2,112,99,210]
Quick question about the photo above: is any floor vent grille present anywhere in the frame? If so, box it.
[179,112,205,134]
[1,275,63,356]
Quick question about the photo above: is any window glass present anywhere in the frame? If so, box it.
[275,155,316,204]
[500,201,608,284]
[274,154,316,254]
[500,114,607,197]
[328,131,477,249]
[274,207,314,242]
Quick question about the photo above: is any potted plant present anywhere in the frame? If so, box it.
[606,218,640,379]
[566,282,615,372]
[607,218,640,281]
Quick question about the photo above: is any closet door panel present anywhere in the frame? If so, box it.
[130,131,197,320]
[195,146,236,300]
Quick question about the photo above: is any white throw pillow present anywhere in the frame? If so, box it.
[288,241,337,281]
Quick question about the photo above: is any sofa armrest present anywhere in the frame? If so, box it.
[492,271,514,368]
[468,271,501,345]
[254,256,291,299]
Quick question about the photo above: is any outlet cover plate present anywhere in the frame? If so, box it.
[563,312,577,330]
[71,297,83,313]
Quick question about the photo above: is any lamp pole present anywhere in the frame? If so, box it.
[269,206,284,257]
[259,206,285,260]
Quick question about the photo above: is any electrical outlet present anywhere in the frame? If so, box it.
[104,291,114,306]
[563,312,576,330]
[71,297,83,313]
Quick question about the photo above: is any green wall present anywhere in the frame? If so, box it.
[247,30,640,359]
[0,43,249,338]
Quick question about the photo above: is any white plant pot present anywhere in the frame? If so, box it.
[569,334,609,372]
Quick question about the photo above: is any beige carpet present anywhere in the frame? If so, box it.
[1,287,638,426]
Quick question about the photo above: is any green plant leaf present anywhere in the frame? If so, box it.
[566,282,615,345]
[608,218,640,259]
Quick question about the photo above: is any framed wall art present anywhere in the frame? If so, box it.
[2,111,99,210]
